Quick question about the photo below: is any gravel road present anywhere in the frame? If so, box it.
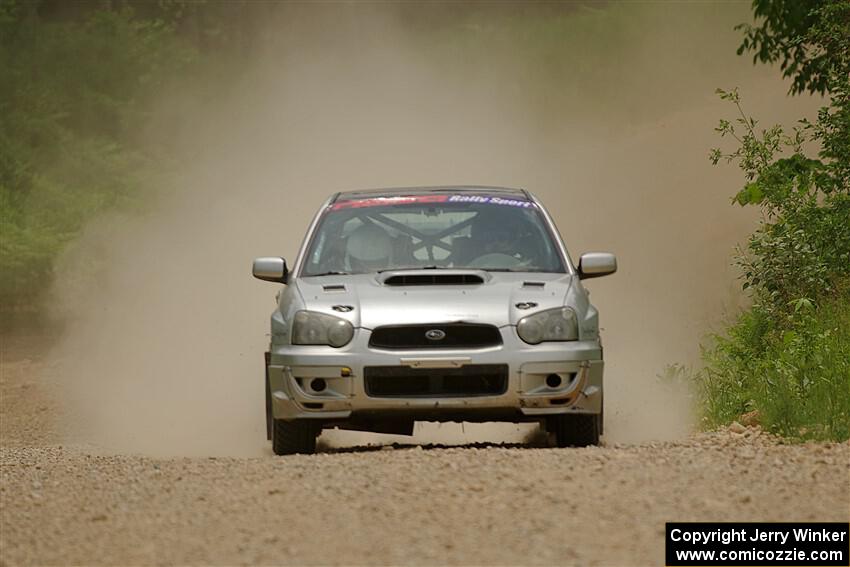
[2,337,849,566]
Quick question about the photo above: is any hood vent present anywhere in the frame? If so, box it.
[522,281,545,288]
[384,273,485,286]
[323,284,346,292]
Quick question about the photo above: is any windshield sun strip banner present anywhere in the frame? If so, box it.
[330,194,534,210]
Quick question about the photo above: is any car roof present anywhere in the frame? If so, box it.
[332,185,529,202]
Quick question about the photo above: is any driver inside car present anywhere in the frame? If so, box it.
[345,222,393,273]
[450,208,529,266]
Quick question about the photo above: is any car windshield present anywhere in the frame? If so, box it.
[301,194,565,276]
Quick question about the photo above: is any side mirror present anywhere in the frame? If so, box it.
[253,257,288,283]
[578,252,617,279]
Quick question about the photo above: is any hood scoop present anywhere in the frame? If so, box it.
[380,271,487,287]
[322,284,346,292]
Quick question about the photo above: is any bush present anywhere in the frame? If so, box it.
[700,291,850,441]
[0,2,194,308]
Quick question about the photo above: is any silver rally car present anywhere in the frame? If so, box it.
[253,186,616,454]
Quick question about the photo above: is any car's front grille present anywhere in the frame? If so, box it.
[369,324,502,350]
[364,364,508,398]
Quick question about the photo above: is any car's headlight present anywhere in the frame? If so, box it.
[292,310,354,347]
[516,307,579,344]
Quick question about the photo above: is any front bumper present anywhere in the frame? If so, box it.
[268,328,603,422]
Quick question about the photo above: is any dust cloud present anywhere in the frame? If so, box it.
[44,3,820,456]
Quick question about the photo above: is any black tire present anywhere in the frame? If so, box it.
[599,391,604,436]
[265,369,272,441]
[272,418,318,455]
[553,413,601,447]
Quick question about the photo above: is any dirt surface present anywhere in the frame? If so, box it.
[2,339,849,566]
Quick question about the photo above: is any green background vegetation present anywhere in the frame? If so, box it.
[0,1,191,307]
[0,0,264,309]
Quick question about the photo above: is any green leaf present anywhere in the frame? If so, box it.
[782,330,797,346]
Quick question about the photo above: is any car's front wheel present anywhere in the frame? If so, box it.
[272,418,318,455]
[552,413,601,447]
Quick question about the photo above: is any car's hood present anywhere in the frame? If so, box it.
[294,271,574,328]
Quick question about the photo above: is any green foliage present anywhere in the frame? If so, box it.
[710,87,850,314]
[805,1,850,192]
[700,293,850,441]
[736,0,831,95]
[700,0,850,441]
[0,2,195,307]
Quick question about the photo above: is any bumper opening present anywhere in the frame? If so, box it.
[364,364,508,398]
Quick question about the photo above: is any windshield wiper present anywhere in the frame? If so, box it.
[307,271,350,277]
[377,265,441,273]
[480,268,550,273]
